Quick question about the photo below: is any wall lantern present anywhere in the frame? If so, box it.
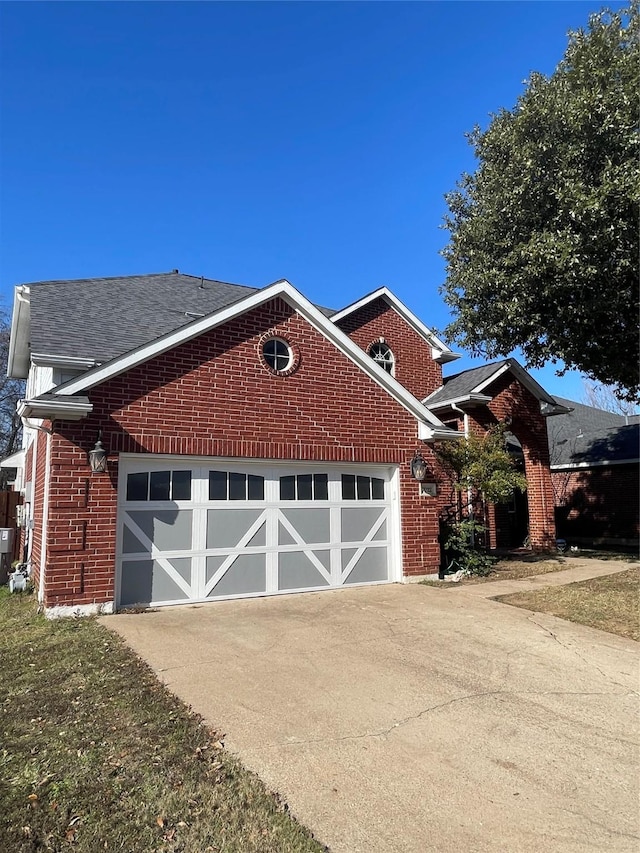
[410,451,428,482]
[88,434,108,474]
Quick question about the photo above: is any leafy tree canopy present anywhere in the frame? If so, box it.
[441,4,639,401]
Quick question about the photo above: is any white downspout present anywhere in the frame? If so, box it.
[39,431,52,603]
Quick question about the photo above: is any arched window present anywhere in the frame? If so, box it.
[369,341,394,374]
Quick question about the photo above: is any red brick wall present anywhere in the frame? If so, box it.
[29,430,48,594]
[335,298,444,400]
[435,374,556,551]
[552,464,639,545]
[43,298,444,607]
[467,374,556,550]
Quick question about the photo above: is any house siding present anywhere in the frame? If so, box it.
[42,298,443,608]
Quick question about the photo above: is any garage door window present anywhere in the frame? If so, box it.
[126,470,192,501]
[279,473,328,500]
[209,470,265,501]
[341,474,385,501]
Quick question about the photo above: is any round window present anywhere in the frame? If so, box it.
[262,337,293,373]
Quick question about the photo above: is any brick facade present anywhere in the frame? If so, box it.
[40,297,443,608]
[552,464,639,546]
[335,297,443,400]
[27,294,560,609]
[432,373,556,551]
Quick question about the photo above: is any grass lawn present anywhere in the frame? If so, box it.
[496,567,640,641]
[0,590,326,853]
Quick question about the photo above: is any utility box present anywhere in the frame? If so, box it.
[0,528,13,554]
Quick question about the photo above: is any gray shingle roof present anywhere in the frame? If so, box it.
[28,272,261,363]
[27,271,336,364]
[548,398,640,466]
[423,361,510,406]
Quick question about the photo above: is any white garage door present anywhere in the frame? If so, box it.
[117,458,399,607]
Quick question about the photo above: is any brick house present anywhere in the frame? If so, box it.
[7,272,566,616]
[548,398,639,549]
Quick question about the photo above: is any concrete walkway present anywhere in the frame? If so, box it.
[104,558,639,853]
[456,556,636,598]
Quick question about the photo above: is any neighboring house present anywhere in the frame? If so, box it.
[547,398,639,549]
[6,271,566,615]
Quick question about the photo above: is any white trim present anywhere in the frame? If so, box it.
[8,286,30,379]
[471,362,512,393]
[52,280,456,438]
[330,287,460,363]
[39,431,52,603]
[551,458,639,471]
[423,393,493,411]
[31,353,97,369]
[472,359,558,406]
[0,449,25,469]
[18,397,93,421]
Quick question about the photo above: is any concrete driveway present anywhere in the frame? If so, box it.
[105,582,639,853]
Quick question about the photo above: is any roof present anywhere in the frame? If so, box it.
[423,359,562,412]
[548,397,640,467]
[28,271,260,364]
[20,279,461,442]
[424,362,504,406]
[8,271,337,378]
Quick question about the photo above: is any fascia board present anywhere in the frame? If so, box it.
[331,287,460,362]
[418,422,463,442]
[55,279,449,433]
[31,353,97,369]
[425,394,493,411]
[472,358,557,406]
[18,397,93,421]
[0,449,26,469]
[7,286,31,379]
[551,458,639,470]
[471,362,511,393]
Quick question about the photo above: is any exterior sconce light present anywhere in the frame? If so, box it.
[88,434,108,474]
[410,452,428,482]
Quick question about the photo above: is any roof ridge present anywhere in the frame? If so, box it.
[21,271,254,289]
[442,359,508,384]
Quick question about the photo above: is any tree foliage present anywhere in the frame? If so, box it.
[435,424,528,506]
[441,4,639,401]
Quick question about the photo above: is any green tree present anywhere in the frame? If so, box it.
[435,424,528,508]
[441,4,639,401]
[435,425,529,575]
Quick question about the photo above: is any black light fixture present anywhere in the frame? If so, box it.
[88,433,108,474]
[410,451,428,482]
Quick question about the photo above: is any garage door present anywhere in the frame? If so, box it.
[117,458,399,607]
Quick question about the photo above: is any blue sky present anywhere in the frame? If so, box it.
[0,1,621,402]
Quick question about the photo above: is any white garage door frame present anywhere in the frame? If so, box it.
[115,455,403,608]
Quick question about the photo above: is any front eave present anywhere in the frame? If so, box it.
[7,286,31,379]
[18,397,93,422]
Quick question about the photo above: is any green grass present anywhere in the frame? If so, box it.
[496,567,640,641]
[0,590,326,853]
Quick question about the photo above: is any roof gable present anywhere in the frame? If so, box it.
[424,359,563,413]
[47,280,457,440]
[331,287,460,364]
